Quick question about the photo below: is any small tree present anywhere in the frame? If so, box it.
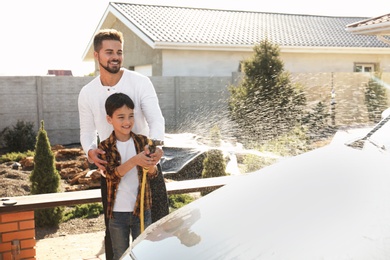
[209,124,222,147]
[365,73,388,123]
[302,101,335,141]
[0,120,36,152]
[30,120,63,227]
[228,39,306,146]
[201,149,226,196]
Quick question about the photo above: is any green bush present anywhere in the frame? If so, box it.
[260,126,310,157]
[34,207,64,227]
[202,149,226,178]
[302,101,336,141]
[201,149,227,196]
[63,203,103,222]
[1,120,36,152]
[0,150,34,163]
[243,153,276,173]
[168,194,194,210]
[30,120,63,227]
[365,74,388,123]
[242,126,312,173]
[209,124,222,147]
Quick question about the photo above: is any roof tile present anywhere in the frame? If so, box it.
[111,2,389,48]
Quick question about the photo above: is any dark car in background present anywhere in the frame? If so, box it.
[122,111,390,260]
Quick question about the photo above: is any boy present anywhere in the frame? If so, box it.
[98,93,159,260]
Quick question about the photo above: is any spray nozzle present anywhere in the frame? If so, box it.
[148,139,164,154]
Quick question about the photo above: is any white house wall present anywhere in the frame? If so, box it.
[282,52,390,73]
[161,49,390,76]
[162,50,250,76]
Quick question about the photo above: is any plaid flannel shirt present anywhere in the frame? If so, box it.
[98,131,157,219]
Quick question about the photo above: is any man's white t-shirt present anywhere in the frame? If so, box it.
[78,69,165,156]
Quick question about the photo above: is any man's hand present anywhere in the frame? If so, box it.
[144,146,164,165]
[88,148,107,171]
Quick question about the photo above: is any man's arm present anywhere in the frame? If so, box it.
[78,90,107,169]
[78,90,97,156]
[139,79,165,163]
[140,78,165,141]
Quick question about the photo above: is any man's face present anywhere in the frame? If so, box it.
[95,40,123,74]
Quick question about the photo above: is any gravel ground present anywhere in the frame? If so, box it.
[35,214,105,240]
[36,230,106,259]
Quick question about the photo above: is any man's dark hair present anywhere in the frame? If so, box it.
[105,93,134,117]
[93,28,124,52]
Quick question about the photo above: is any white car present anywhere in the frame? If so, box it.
[122,112,390,260]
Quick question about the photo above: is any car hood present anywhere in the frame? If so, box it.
[127,143,390,259]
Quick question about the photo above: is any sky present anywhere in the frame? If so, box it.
[0,0,388,76]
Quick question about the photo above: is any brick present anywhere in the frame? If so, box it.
[2,230,35,242]
[0,241,11,252]
[0,222,18,233]
[2,251,12,260]
[1,212,34,223]
[19,248,36,259]
[19,220,35,230]
[20,238,35,249]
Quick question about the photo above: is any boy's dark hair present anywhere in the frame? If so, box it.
[105,93,135,117]
[93,28,123,52]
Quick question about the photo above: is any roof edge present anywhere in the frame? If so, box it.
[154,43,390,54]
[81,5,113,61]
[110,3,156,47]
[82,3,158,62]
[346,20,390,35]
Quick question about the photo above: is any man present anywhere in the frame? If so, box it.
[78,28,169,260]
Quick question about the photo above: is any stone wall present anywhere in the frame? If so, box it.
[0,73,389,146]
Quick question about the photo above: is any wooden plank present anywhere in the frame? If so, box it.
[0,176,243,213]
[0,189,101,213]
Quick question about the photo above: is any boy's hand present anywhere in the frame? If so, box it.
[88,148,107,171]
[144,146,164,165]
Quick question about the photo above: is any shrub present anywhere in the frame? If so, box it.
[30,120,63,227]
[209,124,222,147]
[168,194,194,210]
[260,126,310,157]
[201,149,227,196]
[302,101,336,141]
[365,74,388,123]
[63,203,103,222]
[0,150,34,163]
[243,153,275,173]
[1,120,36,152]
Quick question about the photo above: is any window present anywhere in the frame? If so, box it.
[354,63,375,72]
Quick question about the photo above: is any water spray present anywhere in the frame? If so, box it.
[346,112,390,149]
[140,139,164,232]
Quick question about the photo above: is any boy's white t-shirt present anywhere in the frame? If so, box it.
[113,138,139,212]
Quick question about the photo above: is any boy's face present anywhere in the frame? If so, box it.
[106,105,134,141]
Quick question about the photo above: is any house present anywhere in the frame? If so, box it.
[346,13,390,116]
[82,2,390,77]
[346,13,390,39]
[47,70,73,76]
